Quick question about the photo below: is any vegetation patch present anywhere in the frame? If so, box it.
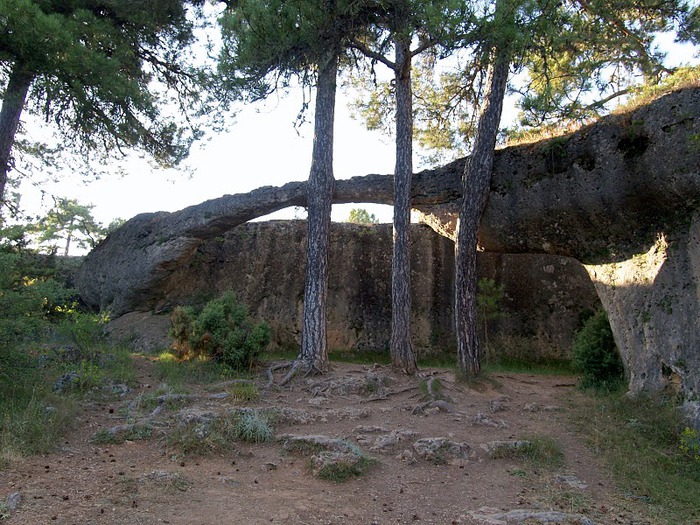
[234,410,273,443]
[571,391,700,523]
[489,436,565,469]
[229,382,260,402]
[170,292,270,372]
[92,424,154,445]
[314,454,377,483]
[571,309,624,391]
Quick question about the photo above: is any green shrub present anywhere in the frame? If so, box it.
[571,309,624,390]
[680,427,700,462]
[234,410,273,443]
[170,292,270,371]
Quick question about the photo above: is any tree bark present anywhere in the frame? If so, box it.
[297,52,338,374]
[0,62,33,206]
[390,34,418,375]
[455,50,510,378]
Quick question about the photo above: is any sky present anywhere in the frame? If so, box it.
[14,30,700,242]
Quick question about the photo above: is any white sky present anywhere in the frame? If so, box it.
[15,32,700,236]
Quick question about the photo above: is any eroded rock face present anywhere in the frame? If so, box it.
[584,212,700,424]
[77,89,700,317]
[124,221,596,357]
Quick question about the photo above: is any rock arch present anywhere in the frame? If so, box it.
[76,87,700,425]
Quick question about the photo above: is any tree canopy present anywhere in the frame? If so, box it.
[0,0,212,208]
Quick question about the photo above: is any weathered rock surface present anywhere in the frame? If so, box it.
[412,437,472,464]
[76,88,700,425]
[100,221,597,357]
[585,212,700,424]
[468,507,596,525]
[76,88,699,314]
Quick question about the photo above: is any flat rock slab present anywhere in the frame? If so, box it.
[469,507,596,525]
[413,437,472,465]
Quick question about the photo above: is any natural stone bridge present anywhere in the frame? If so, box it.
[76,87,700,426]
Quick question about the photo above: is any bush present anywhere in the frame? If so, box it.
[571,309,624,390]
[170,292,270,371]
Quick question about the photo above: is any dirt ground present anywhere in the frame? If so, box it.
[1,357,654,525]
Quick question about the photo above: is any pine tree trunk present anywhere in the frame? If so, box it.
[390,35,418,375]
[0,62,33,206]
[455,52,510,378]
[298,52,338,374]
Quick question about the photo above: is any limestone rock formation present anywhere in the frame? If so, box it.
[101,221,597,358]
[76,87,700,425]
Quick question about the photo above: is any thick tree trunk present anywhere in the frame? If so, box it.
[0,62,33,206]
[390,35,418,375]
[455,52,510,378]
[297,53,338,374]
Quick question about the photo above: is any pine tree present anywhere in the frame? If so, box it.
[453,0,691,378]
[34,198,106,256]
[350,0,470,374]
[0,0,210,207]
[219,0,381,377]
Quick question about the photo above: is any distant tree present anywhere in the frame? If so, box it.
[0,0,211,209]
[34,198,106,256]
[347,208,378,225]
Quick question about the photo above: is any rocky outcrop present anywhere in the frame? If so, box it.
[76,87,700,425]
[110,221,597,357]
[584,212,700,424]
[77,88,699,315]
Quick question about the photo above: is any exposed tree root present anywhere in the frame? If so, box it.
[102,404,165,439]
[266,361,293,388]
[412,374,454,415]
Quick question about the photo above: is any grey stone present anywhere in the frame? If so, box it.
[6,492,21,511]
[412,437,471,464]
[469,507,595,524]
[472,412,508,429]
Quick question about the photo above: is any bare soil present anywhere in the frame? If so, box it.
[1,357,652,524]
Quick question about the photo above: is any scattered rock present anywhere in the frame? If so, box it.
[412,437,471,465]
[489,396,511,413]
[468,507,595,524]
[353,425,389,434]
[52,371,80,393]
[412,399,454,416]
[483,440,532,458]
[472,412,508,429]
[356,429,420,453]
[523,403,561,413]
[396,449,416,463]
[6,492,21,512]
[110,383,131,398]
[324,407,372,421]
[280,434,373,480]
[555,474,588,490]
[176,407,219,428]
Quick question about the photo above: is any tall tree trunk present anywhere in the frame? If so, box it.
[390,35,418,375]
[455,51,510,378]
[298,52,338,374]
[0,62,33,206]
[64,217,75,257]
